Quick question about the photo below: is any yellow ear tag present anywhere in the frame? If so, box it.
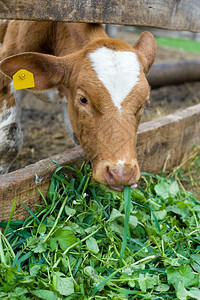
[13,69,35,90]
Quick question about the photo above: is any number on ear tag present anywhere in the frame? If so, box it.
[13,69,35,90]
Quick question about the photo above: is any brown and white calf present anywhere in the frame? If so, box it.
[0,20,156,191]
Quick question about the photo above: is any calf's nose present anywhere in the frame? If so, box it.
[104,164,138,187]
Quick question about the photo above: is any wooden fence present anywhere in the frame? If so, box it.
[0,0,200,32]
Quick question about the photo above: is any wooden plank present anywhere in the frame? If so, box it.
[0,0,200,32]
[137,104,200,173]
[0,103,200,222]
[0,147,86,221]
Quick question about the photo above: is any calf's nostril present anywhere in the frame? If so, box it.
[104,166,115,185]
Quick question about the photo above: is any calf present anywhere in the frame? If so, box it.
[0,21,156,191]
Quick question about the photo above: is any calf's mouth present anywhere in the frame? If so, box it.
[107,183,138,193]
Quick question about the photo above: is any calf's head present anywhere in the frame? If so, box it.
[0,32,156,191]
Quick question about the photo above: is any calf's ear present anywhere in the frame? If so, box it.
[133,32,156,74]
[0,52,67,90]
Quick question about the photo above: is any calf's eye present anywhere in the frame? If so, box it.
[79,97,88,106]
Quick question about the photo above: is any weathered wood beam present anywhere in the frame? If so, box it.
[137,104,200,173]
[0,0,200,32]
[1,103,200,221]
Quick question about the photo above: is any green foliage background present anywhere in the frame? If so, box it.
[155,37,200,54]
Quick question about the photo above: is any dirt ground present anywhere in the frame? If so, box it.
[9,29,200,172]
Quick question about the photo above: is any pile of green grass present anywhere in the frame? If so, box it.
[0,158,200,299]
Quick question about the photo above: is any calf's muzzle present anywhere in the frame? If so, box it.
[93,159,140,192]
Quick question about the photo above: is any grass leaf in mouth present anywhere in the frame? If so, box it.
[119,185,131,267]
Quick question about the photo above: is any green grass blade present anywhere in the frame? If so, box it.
[0,231,6,265]
[42,196,68,244]
[4,197,17,236]
[92,269,119,296]
[37,188,48,206]
[12,250,22,267]
[21,202,40,224]
[119,185,131,267]
[53,173,74,189]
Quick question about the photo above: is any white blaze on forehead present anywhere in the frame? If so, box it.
[89,47,140,112]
